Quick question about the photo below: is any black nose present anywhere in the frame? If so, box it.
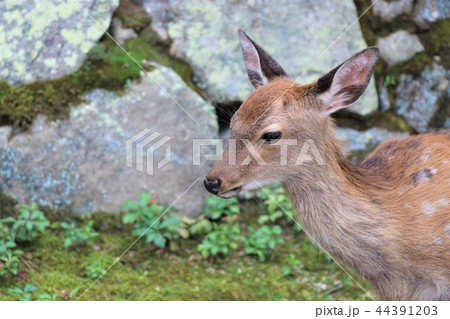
[204,177,221,195]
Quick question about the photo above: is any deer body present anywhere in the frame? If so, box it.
[204,30,450,300]
[285,128,450,300]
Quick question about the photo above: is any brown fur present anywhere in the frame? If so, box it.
[207,79,450,300]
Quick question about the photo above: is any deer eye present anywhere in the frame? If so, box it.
[261,131,282,144]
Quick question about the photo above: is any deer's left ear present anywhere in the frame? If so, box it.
[238,29,289,88]
[316,47,379,116]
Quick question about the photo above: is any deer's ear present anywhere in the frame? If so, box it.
[316,47,379,116]
[238,29,288,89]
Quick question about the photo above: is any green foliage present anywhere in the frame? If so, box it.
[0,204,47,276]
[186,217,213,237]
[243,225,284,262]
[122,193,186,248]
[384,75,396,87]
[0,238,22,276]
[258,184,301,232]
[60,221,99,248]
[3,203,49,242]
[8,284,38,301]
[7,283,75,301]
[281,253,302,277]
[197,224,242,259]
[204,195,240,220]
[35,291,62,301]
[85,260,106,280]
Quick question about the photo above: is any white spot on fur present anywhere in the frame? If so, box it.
[422,201,436,215]
[433,236,443,246]
[414,168,436,183]
[445,224,450,236]
[439,198,449,206]
[420,148,431,161]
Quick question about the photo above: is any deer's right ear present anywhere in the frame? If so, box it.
[238,29,288,89]
[315,47,379,116]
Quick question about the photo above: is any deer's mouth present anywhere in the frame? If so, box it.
[218,186,242,198]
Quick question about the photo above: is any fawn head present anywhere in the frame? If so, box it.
[204,29,379,197]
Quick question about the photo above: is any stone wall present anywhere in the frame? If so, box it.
[0,0,448,216]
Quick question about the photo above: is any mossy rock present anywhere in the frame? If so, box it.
[0,23,196,132]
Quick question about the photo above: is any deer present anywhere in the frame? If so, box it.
[204,29,450,301]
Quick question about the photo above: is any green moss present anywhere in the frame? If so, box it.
[419,19,450,68]
[0,232,369,300]
[0,203,370,301]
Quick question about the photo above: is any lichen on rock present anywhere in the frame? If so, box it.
[395,63,449,132]
[140,0,378,116]
[0,0,119,85]
[0,65,218,216]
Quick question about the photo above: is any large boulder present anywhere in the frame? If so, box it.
[138,0,378,116]
[0,66,218,217]
[395,63,449,132]
[0,0,119,85]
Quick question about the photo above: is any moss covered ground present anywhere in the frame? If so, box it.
[0,200,370,301]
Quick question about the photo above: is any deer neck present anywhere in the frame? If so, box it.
[283,136,389,278]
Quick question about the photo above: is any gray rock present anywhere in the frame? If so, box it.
[378,79,391,111]
[335,127,409,162]
[372,0,413,22]
[0,66,218,217]
[111,17,137,45]
[414,0,450,29]
[377,31,424,66]
[139,0,378,116]
[395,63,449,132]
[0,0,119,85]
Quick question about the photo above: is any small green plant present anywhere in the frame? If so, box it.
[0,238,22,276]
[3,203,49,242]
[61,220,99,248]
[258,184,301,232]
[122,193,186,248]
[186,217,213,237]
[8,283,65,301]
[243,225,284,262]
[281,253,302,277]
[197,223,242,259]
[384,75,396,87]
[1,218,21,276]
[8,283,38,301]
[35,291,61,301]
[85,260,106,279]
[203,195,240,220]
